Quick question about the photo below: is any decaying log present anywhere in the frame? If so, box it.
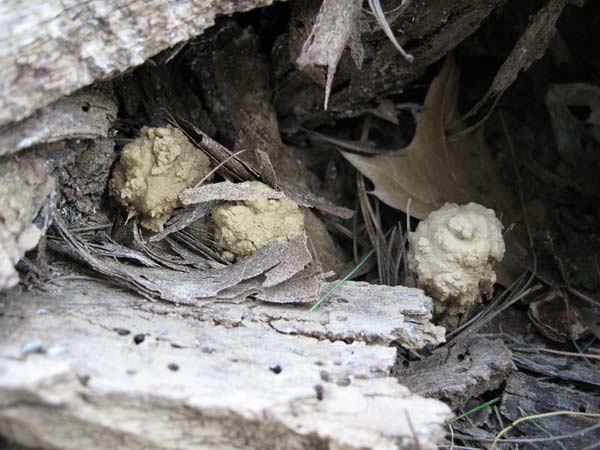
[396,337,515,408]
[275,0,509,123]
[0,0,281,128]
[501,372,600,448]
[0,281,451,450]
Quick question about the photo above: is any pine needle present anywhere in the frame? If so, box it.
[445,396,502,425]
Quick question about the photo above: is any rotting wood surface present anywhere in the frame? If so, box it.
[0,280,451,450]
[500,372,600,448]
[0,0,280,128]
[397,337,515,408]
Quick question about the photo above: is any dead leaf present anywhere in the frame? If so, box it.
[528,289,589,342]
[342,55,516,222]
[53,214,319,304]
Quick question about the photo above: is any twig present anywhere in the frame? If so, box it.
[538,348,600,360]
[491,411,600,449]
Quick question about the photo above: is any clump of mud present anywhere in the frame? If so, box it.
[110,126,212,231]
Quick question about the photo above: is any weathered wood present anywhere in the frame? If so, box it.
[206,280,446,349]
[501,372,600,449]
[274,0,509,123]
[0,281,451,450]
[0,0,280,128]
[0,91,117,157]
[396,337,515,408]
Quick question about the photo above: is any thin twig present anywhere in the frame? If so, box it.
[491,411,600,449]
[538,348,600,360]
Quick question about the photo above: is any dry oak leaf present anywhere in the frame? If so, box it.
[342,56,515,222]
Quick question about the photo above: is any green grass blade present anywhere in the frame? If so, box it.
[445,396,502,425]
[307,249,374,314]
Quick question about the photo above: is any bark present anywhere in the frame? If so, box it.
[0,280,451,450]
[0,91,116,157]
[396,338,515,408]
[274,0,509,124]
[500,372,600,449]
[0,0,280,128]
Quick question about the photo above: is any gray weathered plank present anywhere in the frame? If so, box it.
[0,280,451,449]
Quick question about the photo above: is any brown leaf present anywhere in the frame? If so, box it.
[342,55,515,221]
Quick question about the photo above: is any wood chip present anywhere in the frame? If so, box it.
[397,337,515,407]
[0,92,116,157]
[180,180,285,206]
[296,0,363,109]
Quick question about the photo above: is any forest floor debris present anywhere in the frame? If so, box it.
[1,0,599,448]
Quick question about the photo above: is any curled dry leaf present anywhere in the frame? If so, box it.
[528,289,589,343]
[342,56,515,221]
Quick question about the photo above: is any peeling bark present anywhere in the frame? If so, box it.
[396,337,515,408]
[0,92,116,157]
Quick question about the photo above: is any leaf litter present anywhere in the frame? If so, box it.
[52,212,319,304]
[342,55,527,286]
[342,55,516,221]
